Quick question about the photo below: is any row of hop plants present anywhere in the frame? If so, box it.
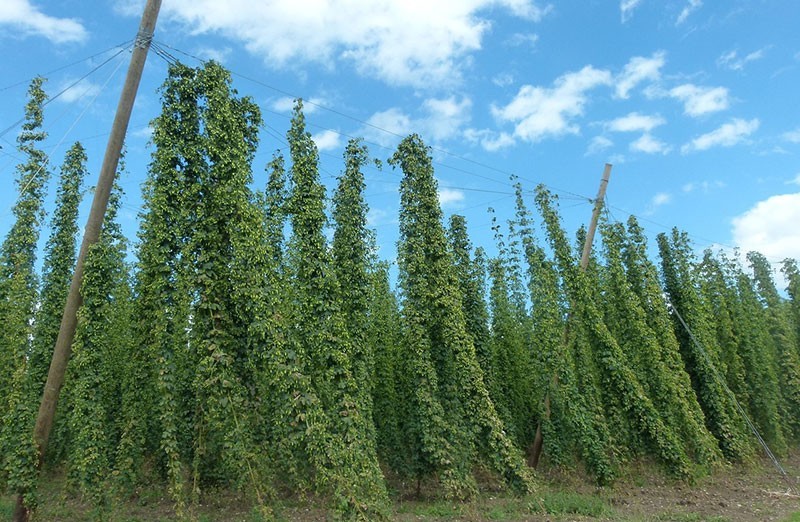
[2,62,800,520]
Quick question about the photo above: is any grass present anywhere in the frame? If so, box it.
[534,489,613,517]
[3,483,614,521]
[2,468,798,521]
[0,497,13,520]
[393,489,613,520]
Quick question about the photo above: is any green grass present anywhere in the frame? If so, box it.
[393,489,613,520]
[782,512,800,522]
[0,496,13,520]
[534,489,613,517]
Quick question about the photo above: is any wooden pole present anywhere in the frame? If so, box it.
[529,163,612,469]
[13,1,162,520]
[580,163,612,270]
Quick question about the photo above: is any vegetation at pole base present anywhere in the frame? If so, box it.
[390,134,533,498]
[657,229,752,461]
[514,183,614,483]
[536,187,692,480]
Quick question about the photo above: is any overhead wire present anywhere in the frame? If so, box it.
[0,40,133,92]
[0,43,133,142]
[4,48,129,217]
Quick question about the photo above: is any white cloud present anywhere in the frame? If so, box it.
[492,73,515,87]
[311,129,342,151]
[615,51,666,99]
[683,180,726,192]
[783,128,800,143]
[652,192,672,206]
[586,135,613,155]
[669,84,730,117]
[676,0,702,25]
[732,193,800,268]
[114,0,144,16]
[438,187,465,207]
[56,77,102,104]
[363,95,472,147]
[194,46,232,63]
[717,48,766,71]
[366,208,391,227]
[0,0,87,43]
[130,124,154,140]
[502,0,553,20]
[464,128,516,151]
[631,133,670,154]
[681,118,759,153]
[789,173,800,186]
[155,0,550,88]
[607,112,665,133]
[363,108,413,147]
[644,191,671,214]
[422,96,472,141]
[270,96,327,114]
[505,32,539,48]
[491,65,612,143]
[608,153,626,165]
[620,0,642,23]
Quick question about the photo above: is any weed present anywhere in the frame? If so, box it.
[530,490,613,517]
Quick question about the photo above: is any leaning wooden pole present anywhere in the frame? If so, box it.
[529,163,612,469]
[579,163,612,270]
[13,2,162,520]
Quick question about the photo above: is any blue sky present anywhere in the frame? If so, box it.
[1,0,799,278]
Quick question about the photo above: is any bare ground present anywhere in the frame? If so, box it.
[3,452,800,521]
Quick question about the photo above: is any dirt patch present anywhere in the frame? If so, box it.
[567,452,800,522]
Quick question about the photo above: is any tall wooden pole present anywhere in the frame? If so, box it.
[14,1,162,520]
[529,163,612,469]
[579,163,612,270]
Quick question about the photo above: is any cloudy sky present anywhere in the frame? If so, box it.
[1,0,799,278]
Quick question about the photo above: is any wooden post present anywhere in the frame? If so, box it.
[13,1,162,520]
[529,163,612,469]
[580,163,612,270]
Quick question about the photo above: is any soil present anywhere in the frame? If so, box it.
[594,452,800,522]
[531,452,800,522]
